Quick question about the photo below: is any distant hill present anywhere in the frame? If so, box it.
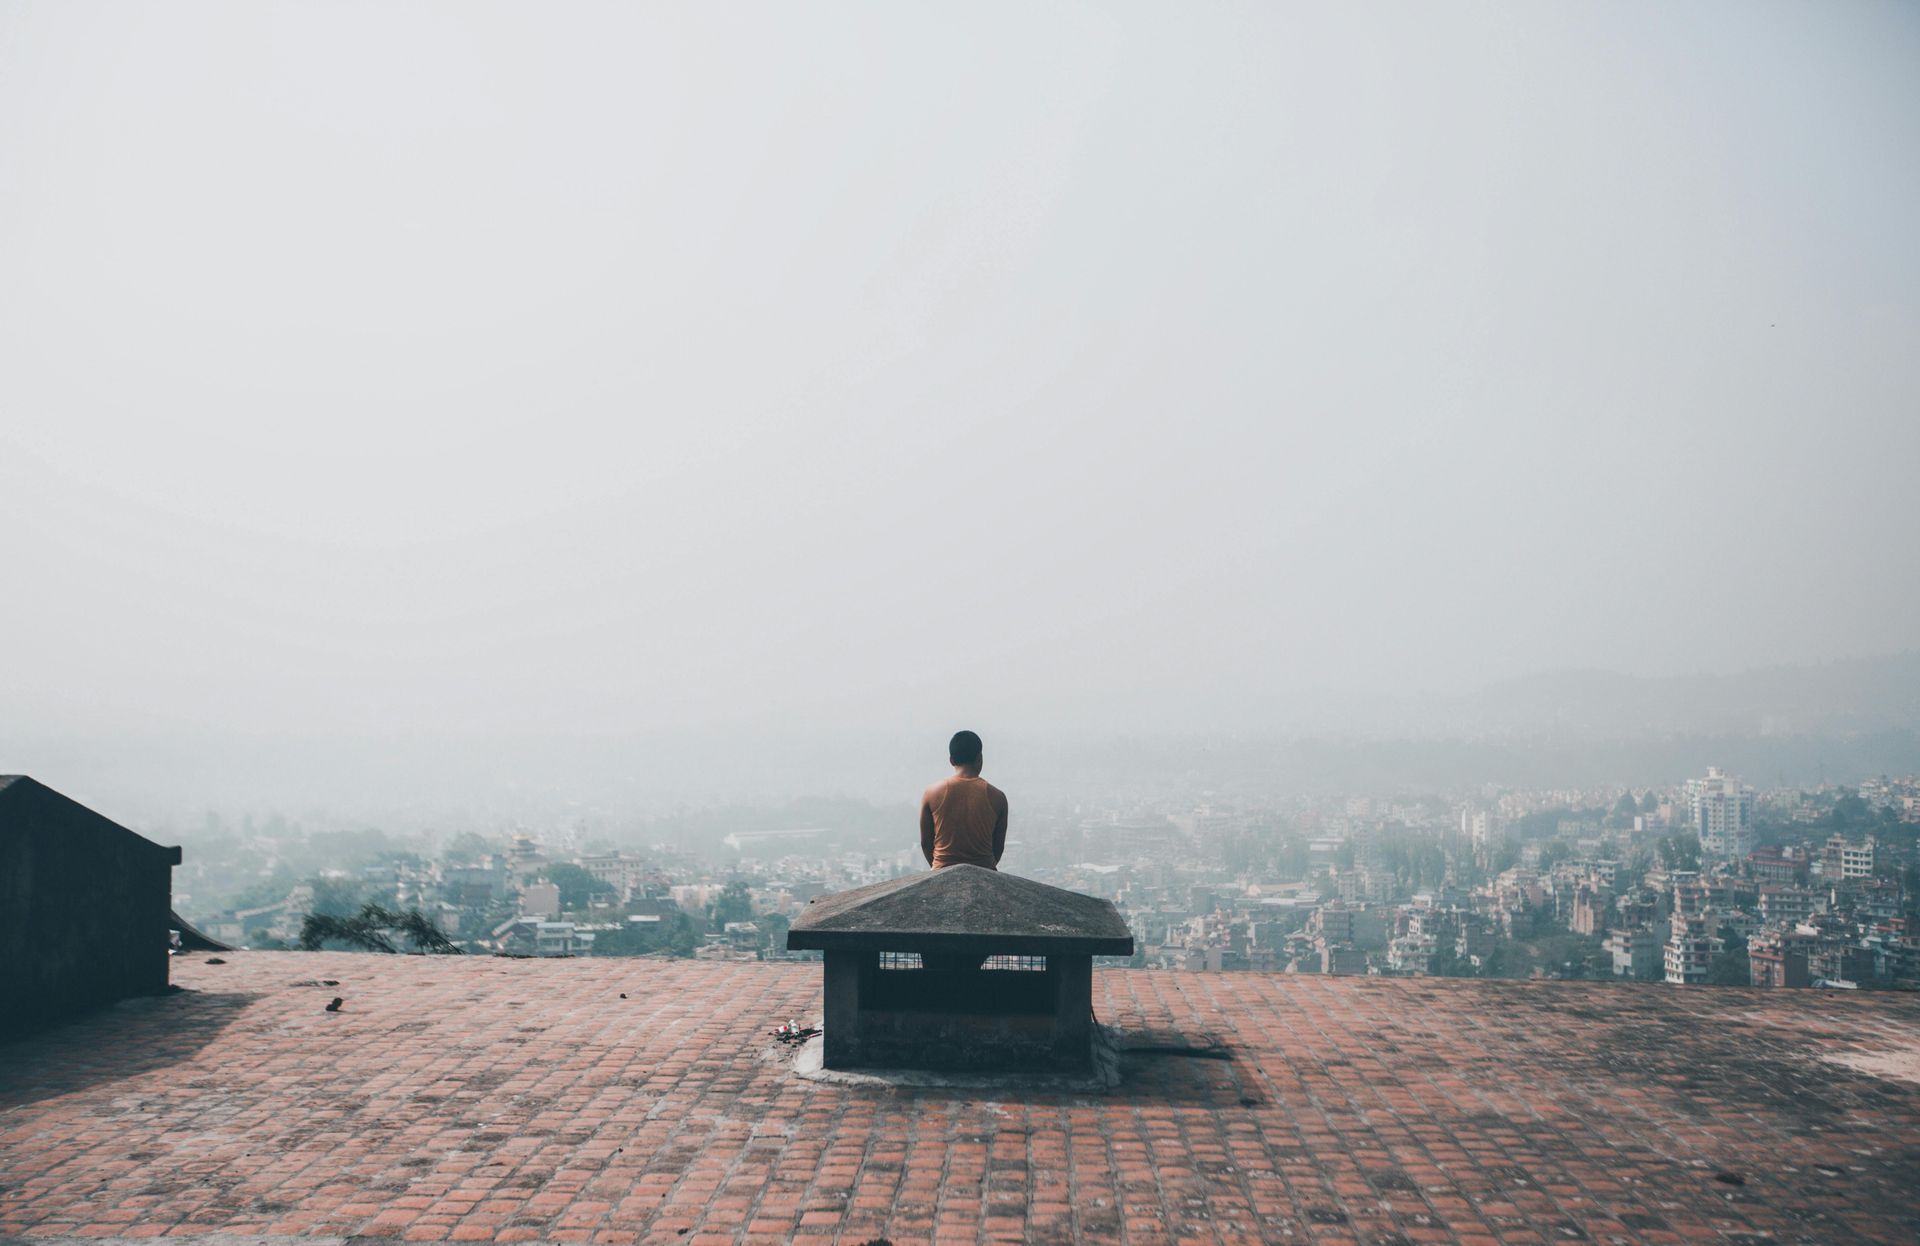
[1452,652,1920,738]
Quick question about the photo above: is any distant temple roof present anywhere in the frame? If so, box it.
[787,864,1134,955]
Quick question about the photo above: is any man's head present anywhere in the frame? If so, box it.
[948,730,983,772]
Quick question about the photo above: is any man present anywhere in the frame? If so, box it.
[919,729,1008,870]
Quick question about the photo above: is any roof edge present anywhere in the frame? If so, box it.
[787,930,1134,956]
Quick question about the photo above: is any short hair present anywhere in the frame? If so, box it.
[949,730,983,767]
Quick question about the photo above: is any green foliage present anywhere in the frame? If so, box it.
[229,869,300,912]
[590,905,699,958]
[1656,831,1701,872]
[1535,840,1573,872]
[1512,806,1574,837]
[1829,793,1871,827]
[545,863,616,911]
[1479,941,1537,980]
[307,875,367,918]
[442,832,496,863]
[1707,944,1751,986]
[1535,932,1604,977]
[1608,791,1639,827]
[299,902,461,954]
[1640,790,1661,813]
[668,914,699,957]
[709,879,754,928]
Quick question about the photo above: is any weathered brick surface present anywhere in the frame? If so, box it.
[2,953,1917,1244]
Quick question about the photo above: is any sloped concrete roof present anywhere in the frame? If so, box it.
[787,864,1134,955]
[0,775,181,863]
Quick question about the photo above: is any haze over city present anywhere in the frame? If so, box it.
[8,11,1920,1246]
[4,3,1919,816]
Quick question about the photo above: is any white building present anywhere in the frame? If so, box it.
[1664,911,1720,985]
[1686,767,1755,859]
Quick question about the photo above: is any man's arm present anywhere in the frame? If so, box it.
[919,794,937,867]
[991,794,1008,866]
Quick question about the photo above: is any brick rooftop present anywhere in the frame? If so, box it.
[3,953,1918,1245]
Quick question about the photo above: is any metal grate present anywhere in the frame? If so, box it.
[982,955,1047,972]
[878,951,923,970]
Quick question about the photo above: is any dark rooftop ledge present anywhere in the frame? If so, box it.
[4,952,1919,1245]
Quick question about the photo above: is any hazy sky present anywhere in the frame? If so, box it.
[4,2,1918,749]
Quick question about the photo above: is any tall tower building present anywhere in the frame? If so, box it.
[1686,767,1754,859]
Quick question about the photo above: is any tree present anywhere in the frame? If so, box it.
[666,911,699,957]
[1608,791,1639,828]
[1640,791,1661,814]
[546,863,615,911]
[1481,942,1538,980]
[710,879,754,928]
[1704,922,1751,986]
[307,876,367,918]
[1657,831,1701,872]
[1830,793,1870,828]
[442,832,495,863]
[300,902,461,953]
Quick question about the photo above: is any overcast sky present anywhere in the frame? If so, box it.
[3,2,1918,754]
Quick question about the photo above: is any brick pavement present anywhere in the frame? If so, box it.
[1,953,1917,1245]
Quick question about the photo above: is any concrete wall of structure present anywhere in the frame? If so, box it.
[0,778,180,1037]
[821,950,1096,1071]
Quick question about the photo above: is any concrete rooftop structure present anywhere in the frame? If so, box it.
[788,868,1133,1072]
[2,953,1918,1245]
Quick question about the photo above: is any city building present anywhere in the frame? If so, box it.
[1664,911,1720,986]
[1748,929,1812,988]
[1687,767,1755,859]
[1605,926,1660,979]
[1758,885,1821,926]
[520,881,561,918]
[1747,845,1806,884]
[1319,943,1368,975]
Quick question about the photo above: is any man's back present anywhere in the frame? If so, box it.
[921,774,1007,870]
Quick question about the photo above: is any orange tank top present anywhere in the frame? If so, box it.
[928,776,1003,869]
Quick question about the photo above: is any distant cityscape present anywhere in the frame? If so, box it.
[169,765,1920,994]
